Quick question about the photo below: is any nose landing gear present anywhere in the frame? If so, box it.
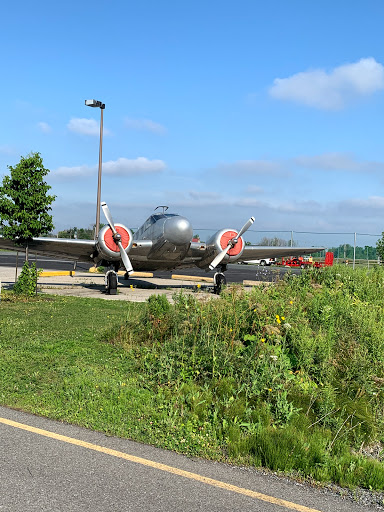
[105,265,120,295]
[213,265,227,294]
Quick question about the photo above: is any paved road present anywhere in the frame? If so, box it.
[0,406,376,512]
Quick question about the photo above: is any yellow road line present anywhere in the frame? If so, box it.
[120,271,154,278]
[0,416,321,512]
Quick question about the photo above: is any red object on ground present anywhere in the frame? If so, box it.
[279,252,334,268]
[313,251,334,268]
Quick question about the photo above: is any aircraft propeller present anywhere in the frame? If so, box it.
[209,216,255,270]
[101,201,134,274]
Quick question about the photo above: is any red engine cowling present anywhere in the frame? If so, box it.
[206,229,245,263]
[96,223,133,261]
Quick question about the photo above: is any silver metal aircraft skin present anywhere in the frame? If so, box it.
[0,202,324,292]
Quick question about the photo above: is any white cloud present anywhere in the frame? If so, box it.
[294,152,384,173]
[269,57,384,110]
[338,196,384,213]
[67,118,112,136]
[124,118,167,135]
[53,157,166,179]
[103,157,166,175]
[37,121,52,134]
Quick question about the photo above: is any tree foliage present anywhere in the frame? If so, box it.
[0,152,56,245]
[329,243,378,260]
[376,233,384,262]
[258,236,290,246]
[57,224,105,239]
[13,261,41,296]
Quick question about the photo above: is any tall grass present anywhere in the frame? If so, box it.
[2,266,384,490]
[110,265,384,489]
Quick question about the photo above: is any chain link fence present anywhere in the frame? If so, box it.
[192,229,382,268]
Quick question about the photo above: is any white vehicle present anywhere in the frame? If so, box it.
[241,258,276,266]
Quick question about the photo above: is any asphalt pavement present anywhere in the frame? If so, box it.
[0,406,378,512]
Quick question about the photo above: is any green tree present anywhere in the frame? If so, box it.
[57,225,104,240]
[258,236,290,247]
[0,152,56,259]
[376,233,384,263]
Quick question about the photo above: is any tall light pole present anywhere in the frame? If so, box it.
[85,99,105,239]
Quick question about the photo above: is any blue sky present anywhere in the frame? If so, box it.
[1,0,384,246]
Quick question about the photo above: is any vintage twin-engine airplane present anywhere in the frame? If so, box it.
[0,202,323,294]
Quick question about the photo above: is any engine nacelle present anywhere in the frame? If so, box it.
[199,228,245,268]
[96,223,133,261]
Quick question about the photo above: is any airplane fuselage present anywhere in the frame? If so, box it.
[109,212,195,271]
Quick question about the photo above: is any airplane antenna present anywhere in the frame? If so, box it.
[155,205,169,213]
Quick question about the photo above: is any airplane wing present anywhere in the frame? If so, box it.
[239,245,324,261]
[0,235,155,266]
[0,235,324,270]
[0,236,96,261]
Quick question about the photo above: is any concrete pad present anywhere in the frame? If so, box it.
[0,266,217,303]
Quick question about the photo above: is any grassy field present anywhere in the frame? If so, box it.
[2,265,384,492]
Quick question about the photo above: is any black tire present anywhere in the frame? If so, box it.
[106,272,118,295]
[260,260,266,266]
[213,273,227,294]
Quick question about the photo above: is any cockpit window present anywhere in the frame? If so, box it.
[150,213,177,222]
[135,213,178,239]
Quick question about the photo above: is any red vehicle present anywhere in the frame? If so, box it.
[279,252,334,268]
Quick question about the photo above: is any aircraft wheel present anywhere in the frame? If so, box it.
[213,272,227,294]
[260,260,266,266]
[106,270,118,295]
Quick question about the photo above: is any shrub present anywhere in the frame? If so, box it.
[13,261,41,296]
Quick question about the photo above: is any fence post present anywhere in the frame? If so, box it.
[353,232,356,269]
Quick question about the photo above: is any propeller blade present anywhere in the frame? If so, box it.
[101,201,134,275]
[118,241,134,274]
[209,245,231,270]
[101,202,117,235]
[235,216,255,240]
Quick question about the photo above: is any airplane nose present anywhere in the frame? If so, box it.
[164,216,193,245]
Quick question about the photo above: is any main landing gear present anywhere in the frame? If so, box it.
[105,269,118,295]
[213,265,227,295]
